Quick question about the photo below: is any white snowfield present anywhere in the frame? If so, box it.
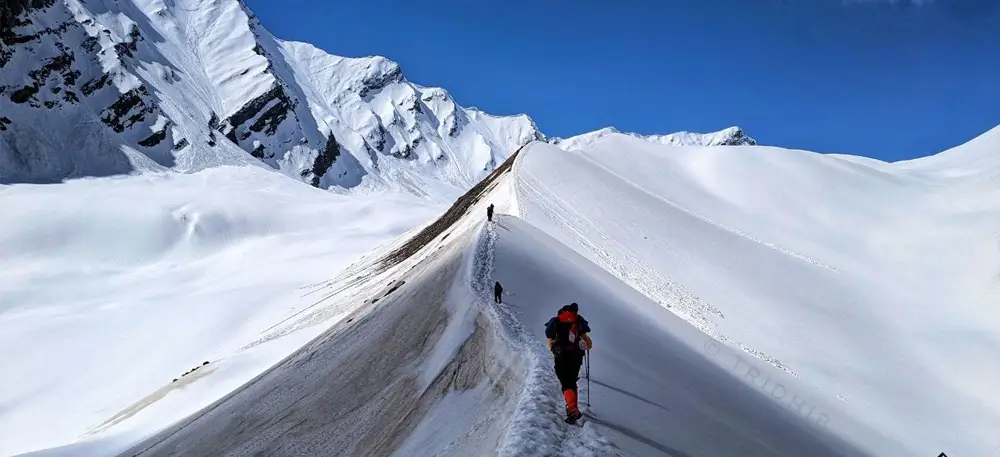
[4,126,999,457]
[0,166,445,456]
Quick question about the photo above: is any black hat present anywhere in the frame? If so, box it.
[568,302,579,312]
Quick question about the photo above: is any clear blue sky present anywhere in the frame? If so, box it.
[244,0,998,161]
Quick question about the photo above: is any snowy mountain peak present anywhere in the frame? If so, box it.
[2,0,766,198]
[0,0,541,197]
[659,125,757,146]
[550,125,757,151]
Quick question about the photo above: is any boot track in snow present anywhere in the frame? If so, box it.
[472,220,623,457]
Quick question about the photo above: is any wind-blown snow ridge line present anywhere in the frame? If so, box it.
[249,147,529,345]
[376,143,528,274]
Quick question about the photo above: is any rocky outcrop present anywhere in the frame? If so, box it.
[101,87,157,133]
[0,0,56,61]
[717,127,756,146]
[0,1,189,182]
[358,63,403,98]
[310,135,341,187]
[138,121,170,148]
[0,0,54,28]
[220,83,297,160]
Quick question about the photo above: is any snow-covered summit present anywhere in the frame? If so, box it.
[647,126,757,147]
[550,125,757,151]
[0,0,542,197]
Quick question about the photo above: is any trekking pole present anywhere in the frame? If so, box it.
[585,349,591,408]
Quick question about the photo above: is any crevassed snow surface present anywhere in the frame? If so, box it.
[0,166,443,456]
[516,134,1000,457]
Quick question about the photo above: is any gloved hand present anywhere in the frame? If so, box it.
[580,334,593,350]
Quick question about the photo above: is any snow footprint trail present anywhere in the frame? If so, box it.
[473,220,624,457]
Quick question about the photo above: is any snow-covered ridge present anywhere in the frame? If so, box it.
[0,0,542,195]
[549,125,757,151]
[3,126,999,456]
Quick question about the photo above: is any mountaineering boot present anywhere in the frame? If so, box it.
[563,389,582,423]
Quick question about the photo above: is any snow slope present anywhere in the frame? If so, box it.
[109,142,885,457]
[490,215,873,457]
[516,133,1000,457]
[0,166,443,456]
[108,147,562,457]
[0,0,541,198]
[8,125,996,456]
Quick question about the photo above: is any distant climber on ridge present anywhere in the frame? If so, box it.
[493,281,503,303]
[486,203,495,222]
[544,302,592,424]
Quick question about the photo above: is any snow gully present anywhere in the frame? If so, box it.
[704,340,831,430]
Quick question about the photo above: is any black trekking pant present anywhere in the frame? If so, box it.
[554,350,584,392]
[494,290,502,303]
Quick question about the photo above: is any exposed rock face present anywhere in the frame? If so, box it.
[1,0,183,182]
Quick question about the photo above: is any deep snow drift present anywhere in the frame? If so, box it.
[0,166,443,456]
[516,132,1000,457]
